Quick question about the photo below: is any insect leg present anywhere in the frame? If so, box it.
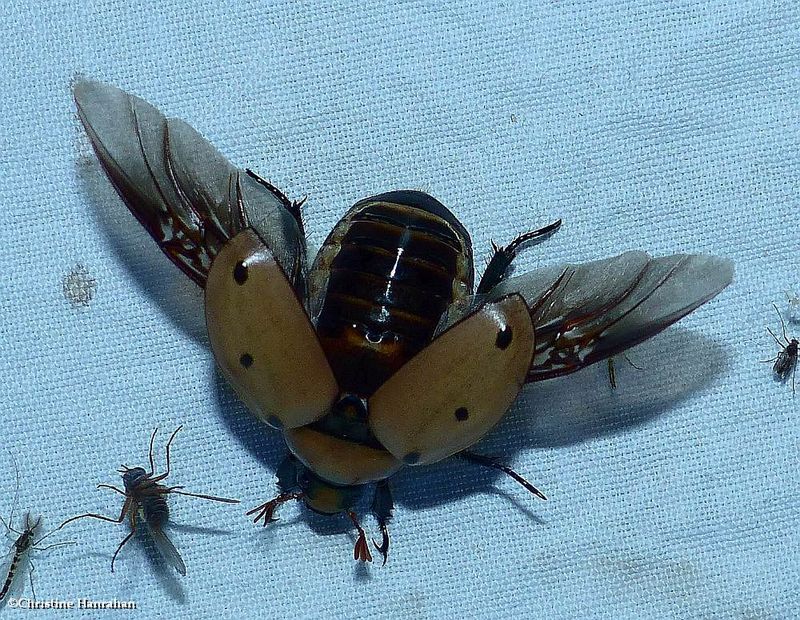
[347,512,372,563]
[53,497,132,534]
[32,541,75,552]
[246,492,304,526]
[244,169,305,236]
[766,327,785,349]
[152,425,183,483]
[773,303,790,343]
[146,427,159,476]
[110,511,137,574]
[476,219,562,295]
[97,484,126,496]
[607,354,641,389]
[1,454,21,538]
[370,481,393,566]
[458,451,547,501]
[607,358,617,389]
[27,559,35,601]
[275,454,302,493]
[163,487,239,504]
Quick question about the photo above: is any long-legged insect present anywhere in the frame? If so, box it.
[54,426,239,575]
[762,303,799,396]
[1,462,74,602]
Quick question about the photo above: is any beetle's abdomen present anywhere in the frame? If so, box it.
[310,192,473,395]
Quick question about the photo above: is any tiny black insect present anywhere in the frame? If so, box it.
[762,303,798,396]
[54,426,239,575]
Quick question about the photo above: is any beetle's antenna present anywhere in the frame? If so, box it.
[458,451,547,501]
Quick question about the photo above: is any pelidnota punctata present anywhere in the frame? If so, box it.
[73,79,734,564]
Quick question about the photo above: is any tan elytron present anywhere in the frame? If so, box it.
[368,294,534,466]
[206,229,338,429]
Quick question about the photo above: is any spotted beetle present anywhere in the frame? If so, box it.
[73,80,733,564]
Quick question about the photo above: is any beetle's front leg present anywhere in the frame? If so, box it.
[371,480,393,566]
[476,219,562,294]
[247,453,304,526]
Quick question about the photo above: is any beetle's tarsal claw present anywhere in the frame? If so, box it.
[246,492,303,526]
[372,523,390,566]
[246,500,281,526]
[348,511,373,563]
[354,532,373,563]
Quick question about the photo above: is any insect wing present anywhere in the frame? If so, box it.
[147,525,187,576]
[73,80,305,288]
[369,294,534,466]
[206,229,338,429]
[481,251,733,381]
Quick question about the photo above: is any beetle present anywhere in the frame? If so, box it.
[72,80,734,563]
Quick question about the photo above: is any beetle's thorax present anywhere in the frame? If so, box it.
[308,191,474,396]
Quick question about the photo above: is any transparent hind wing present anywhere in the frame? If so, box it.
[148,526,187,576]
[73,80,305,289]
[469,251,733,381]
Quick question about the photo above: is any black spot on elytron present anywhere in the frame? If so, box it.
[233,261,248,285]
[239,353,254,368]
[454,407,469,421]
[495,325,513,350]
[403,451,421,465]
[267,415,283,429]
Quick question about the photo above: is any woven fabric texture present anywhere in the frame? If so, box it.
[0,1,797,618]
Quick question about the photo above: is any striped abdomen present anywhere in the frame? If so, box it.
[0,532,34,601]
[141,494,170,529]
[310,191,473,396]
[0,551,21,600]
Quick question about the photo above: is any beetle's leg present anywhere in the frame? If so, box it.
[348,512,372,563]
[476,219,562,295]
[246,492,303,526]
[244,169,305,236]
[607,354,641,389]
[458,451,547,501]
[370,481,393,566]
[275,453,302,494]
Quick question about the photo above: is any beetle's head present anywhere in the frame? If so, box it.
[296,468,363,516]
[119,466,148,490]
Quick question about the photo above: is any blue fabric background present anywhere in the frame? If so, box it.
[0,1,797,618]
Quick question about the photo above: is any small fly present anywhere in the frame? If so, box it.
[762,303,799,396]
[1,461,74,602]
[54,426,239,575]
